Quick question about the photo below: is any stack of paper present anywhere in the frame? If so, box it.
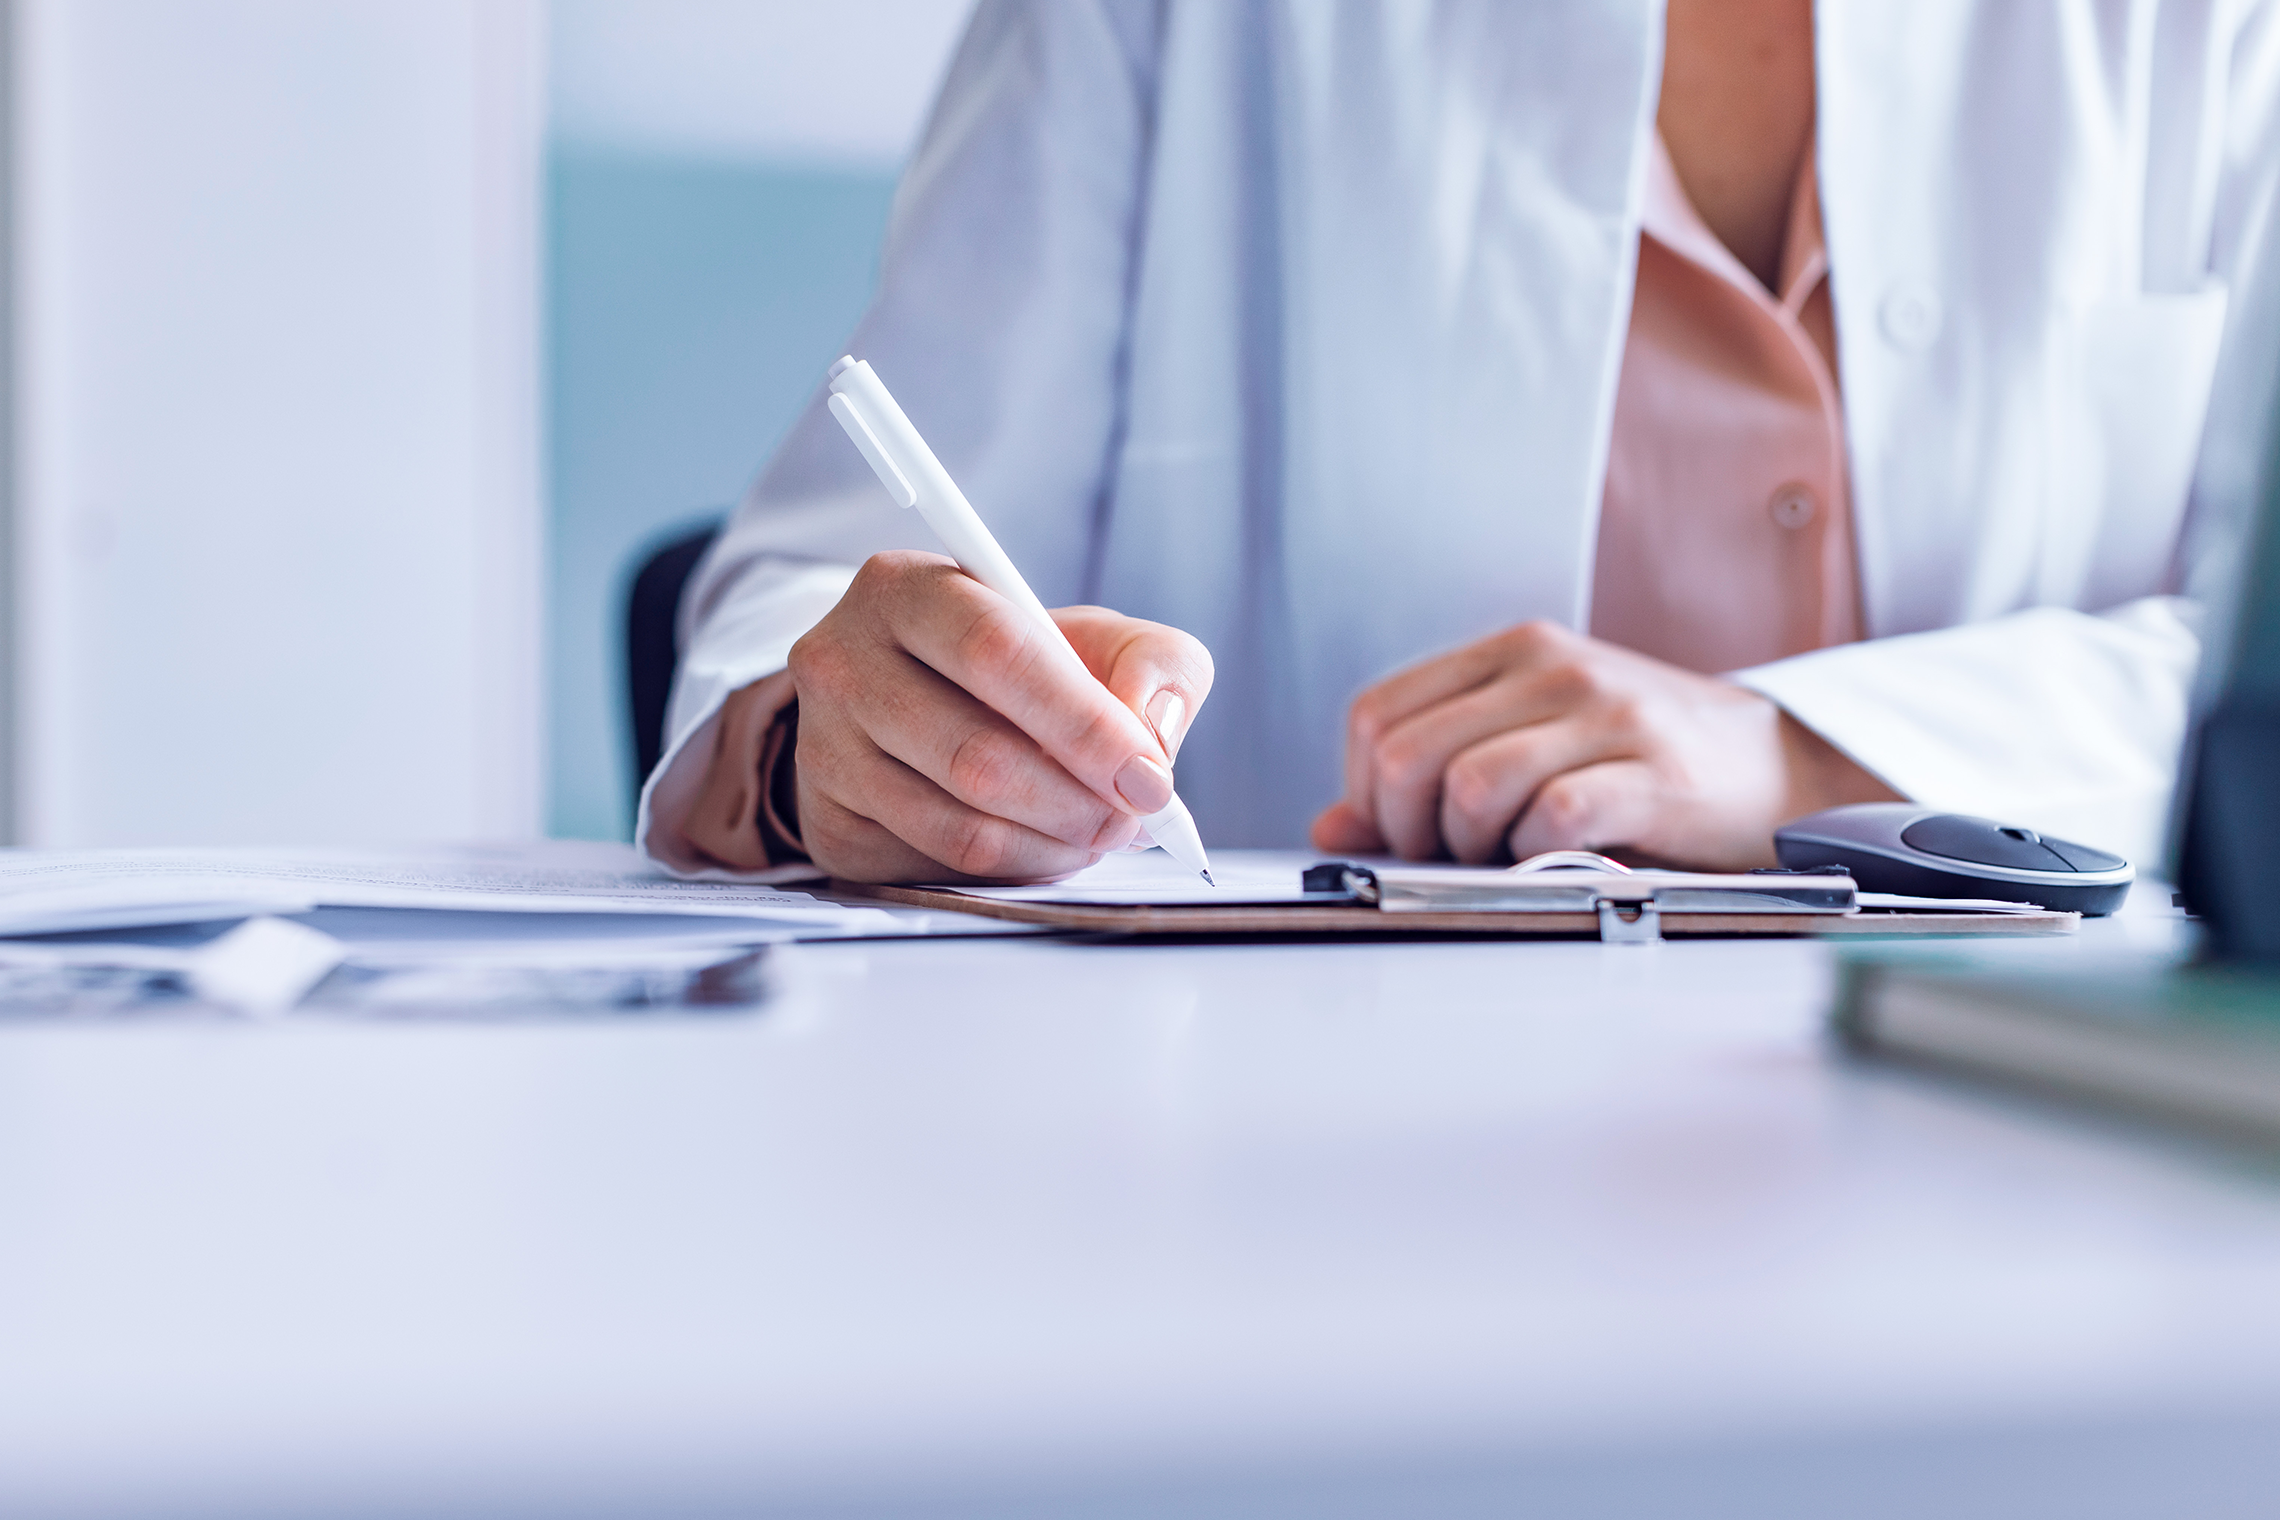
[0,840,1022,1015]
[0,840,878,937]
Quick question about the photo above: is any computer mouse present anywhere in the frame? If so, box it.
[1773,802,2134,915]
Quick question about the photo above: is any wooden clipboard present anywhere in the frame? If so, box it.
[845,883,2079,941]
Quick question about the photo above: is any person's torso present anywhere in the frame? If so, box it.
[1091,0,2236,843]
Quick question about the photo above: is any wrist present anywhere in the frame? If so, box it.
[1776,709,1900,820]
[679,670,801,871]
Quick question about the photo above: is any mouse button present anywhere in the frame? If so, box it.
[2041,836,2128,872]
[1899,814,2077,871]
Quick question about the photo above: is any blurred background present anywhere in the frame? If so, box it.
[548,0,971,841]
[2,0,974,849]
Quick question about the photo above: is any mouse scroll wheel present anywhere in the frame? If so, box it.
[1900,815,2079,871]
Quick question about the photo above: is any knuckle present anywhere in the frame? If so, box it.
[852,550,949,623]
[1531,776,1596,840]
[955,603,1039,679]
[1085,804,1135,852]
[943,725,1022,805]
[1376,733,1434,791]
[1349,694,1387,748]
[787,629,848,693]
[943,812,1017,879]
[849,551,906,597]
[1546,658,1602,706]
[1602,693,1648,736]
[1515,618,1568,651]
[1441,752,1500,822]
[796,799,859,875]
[1499,621,1547,660]
[868,547,933,580]
[1065,702,1133,773]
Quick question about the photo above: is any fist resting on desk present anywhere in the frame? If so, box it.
[784,551,1214,884]
[1310,620,1895,870]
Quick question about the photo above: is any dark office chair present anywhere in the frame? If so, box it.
[624,516,724,814]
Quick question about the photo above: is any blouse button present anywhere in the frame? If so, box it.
[1769,484,1819,530]
[1880,281,1944,349]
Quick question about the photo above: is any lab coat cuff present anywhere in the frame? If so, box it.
[1727,600,2198,863]
[637,561,856,875]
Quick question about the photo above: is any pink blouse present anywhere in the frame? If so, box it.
[1590,132,1863,673]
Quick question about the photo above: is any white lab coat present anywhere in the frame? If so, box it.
[646,0,2280,870]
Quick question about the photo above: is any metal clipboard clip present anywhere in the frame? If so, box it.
[1302,853,1857,944]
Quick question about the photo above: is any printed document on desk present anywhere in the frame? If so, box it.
[0,841,910,938]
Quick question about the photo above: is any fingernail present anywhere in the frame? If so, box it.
[1145,689,1188,759]
[1114,753,1175,814]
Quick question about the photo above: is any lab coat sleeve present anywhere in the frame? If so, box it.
[1735,2,2280,868]
[1730,599,2200,862]
[637,0,1159,869]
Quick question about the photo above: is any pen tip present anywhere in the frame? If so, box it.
[1200,870,1215,887]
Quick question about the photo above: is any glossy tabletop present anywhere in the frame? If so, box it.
[3,898,2277,1518]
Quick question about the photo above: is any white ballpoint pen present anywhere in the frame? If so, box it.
[824,355,1215,884]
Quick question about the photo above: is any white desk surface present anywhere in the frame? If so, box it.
[3,890,2277,1519]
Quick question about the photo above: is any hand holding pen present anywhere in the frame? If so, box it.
[780,357,1216,886]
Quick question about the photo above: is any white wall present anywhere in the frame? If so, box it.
[13,0,545,846]
[550,0,972,167]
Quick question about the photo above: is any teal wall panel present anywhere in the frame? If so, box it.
[547,152,896,839]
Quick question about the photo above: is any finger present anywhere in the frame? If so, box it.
[1342,620,1578,831]
[1056,606,1215,762]
[805,789,1106,886]
[1438,717,1635,863]
[873,561,1175,819]
[1310,798,1388,854]
[1369,663,1608,859]
[800,785,971,884]
[852,646,1134,853]
[803,737,1108,883]
[793,571,1134,851]
[1507,759,1663,861]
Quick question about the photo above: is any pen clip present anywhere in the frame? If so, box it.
[828,392,917,509]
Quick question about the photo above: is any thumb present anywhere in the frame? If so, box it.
[1055,606,1215,762]
[1311,798,1388,853]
